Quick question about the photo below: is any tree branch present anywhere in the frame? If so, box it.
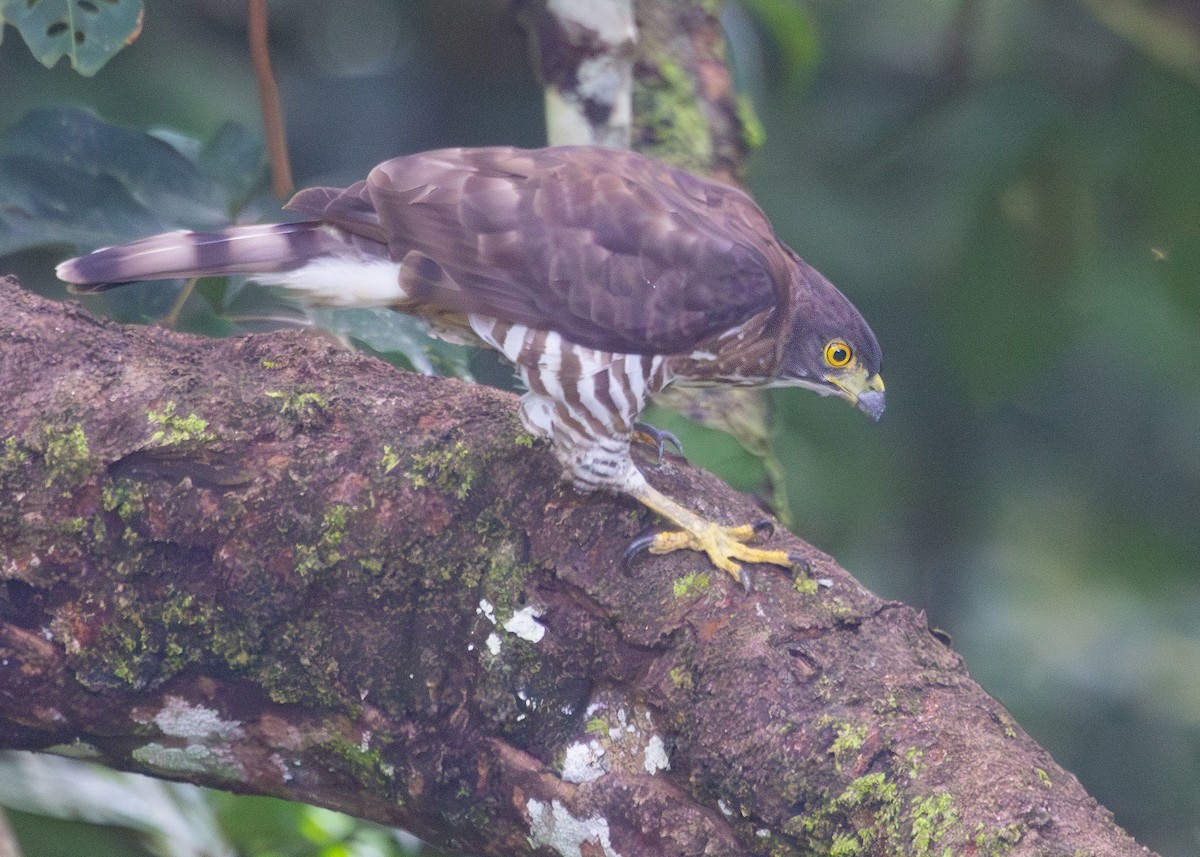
[0,277,1153,855]
[247,0,294,199]
[519,0,637,149]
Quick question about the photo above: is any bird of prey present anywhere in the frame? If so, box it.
[57,145,884,587]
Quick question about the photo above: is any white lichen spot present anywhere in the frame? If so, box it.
[477,598,497,624]
[527,798,620,857]
[718,799,733,818]
[546,0,635,45]
[818,577,834,588]
[486,632,502,656]
[562,740,606,783]
[756,828,770,838]
[127,696,246,781]
[568,693,670,782]
[576,56,623,107]
[643,734,669,774]
[755,603,766,617]
[270,752,292,782]
[609,706,630,740]
[503,605,546,642]
[43,738,102,759]
[149,695,243,741]
[132,742,244,781]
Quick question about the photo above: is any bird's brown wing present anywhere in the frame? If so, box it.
[286,180,387,245]
[287,146,789,355]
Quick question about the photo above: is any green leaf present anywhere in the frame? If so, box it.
[5,0,143,76]
[0,106,264,256]
[307,308,476,381]
[739,0,820,88]
[197,123,273,208]
[0,753,237,857]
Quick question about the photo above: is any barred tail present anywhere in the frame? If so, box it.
[56,222,354,293]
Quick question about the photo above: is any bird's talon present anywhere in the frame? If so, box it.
[751,518,775,537]
[788,552,813,575]
[624,517,793,587]
[724,523,758,541]
[632,422,684,464]
[624,530,660,570]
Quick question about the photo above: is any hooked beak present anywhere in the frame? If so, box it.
[856,376,886,422]
[827,370,886,422]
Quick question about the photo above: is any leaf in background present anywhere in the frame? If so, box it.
[737,0,820,89]
[0,106,265,256]
[0,752,236,857]
[197,123,272,211]
[307,308,476,381]
[1083,0,1200,86]
[4,0,144,76]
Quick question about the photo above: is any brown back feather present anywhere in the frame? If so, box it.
[286,146,793,355]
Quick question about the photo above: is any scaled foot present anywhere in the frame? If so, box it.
[626,481,794,590]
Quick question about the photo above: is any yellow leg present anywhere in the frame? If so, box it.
[627,480,794,586]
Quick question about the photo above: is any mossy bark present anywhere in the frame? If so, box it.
[0,277,1154,856]
[630,0,756,183]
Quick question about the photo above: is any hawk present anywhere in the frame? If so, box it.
[57,146,884,587]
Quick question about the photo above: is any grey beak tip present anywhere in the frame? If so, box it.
[858,390,886,422]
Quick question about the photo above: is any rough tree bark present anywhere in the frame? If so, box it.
[0,3,1161,854]
[522,0,752,185]
[0,277,1153,856]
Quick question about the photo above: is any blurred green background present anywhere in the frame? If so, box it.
[2,0,1198,855]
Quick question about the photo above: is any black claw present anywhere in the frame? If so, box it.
[751,518,775,538]
[624,529,660,572]
[788,551,813,575]
[659,429,684,455]
[632,421,684,464]
[739,568,754,594]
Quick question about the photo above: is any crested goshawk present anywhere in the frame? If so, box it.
[57,146,885,586]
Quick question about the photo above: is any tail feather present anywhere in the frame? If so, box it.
[57,222,352,292]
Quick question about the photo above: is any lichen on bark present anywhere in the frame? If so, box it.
[0,277,1157,856]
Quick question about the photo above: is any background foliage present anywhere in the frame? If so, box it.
[1,1,1197,855]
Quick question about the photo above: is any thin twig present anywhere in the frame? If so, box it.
[162,277,199,329]
[247,0,294,199]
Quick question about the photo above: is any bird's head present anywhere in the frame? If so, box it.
[776,256,885,421]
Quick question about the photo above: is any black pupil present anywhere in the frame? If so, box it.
[832,347,848,363]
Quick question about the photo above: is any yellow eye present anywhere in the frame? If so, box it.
[824,340,853,368]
